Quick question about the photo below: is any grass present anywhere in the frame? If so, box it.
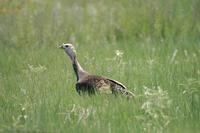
[0,0,200,132]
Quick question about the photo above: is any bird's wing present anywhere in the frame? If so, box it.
[104,77,127,89]
[77,75,134,98]
[105,77,135,98]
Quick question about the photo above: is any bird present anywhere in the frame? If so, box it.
[59,43,135,98]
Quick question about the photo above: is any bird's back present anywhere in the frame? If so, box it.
[76,75,134,98]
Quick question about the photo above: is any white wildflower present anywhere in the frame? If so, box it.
[28,64,47,73]
[59,104,96,124]
[140,86,172,130]
[115,50,123,58]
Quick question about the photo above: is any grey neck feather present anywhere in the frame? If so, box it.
[72,57,88,81]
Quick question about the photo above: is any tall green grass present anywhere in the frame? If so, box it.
[0,0,200,132]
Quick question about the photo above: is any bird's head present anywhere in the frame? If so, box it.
[59,43,76,61]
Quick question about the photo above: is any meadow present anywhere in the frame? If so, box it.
[0,0,200,132]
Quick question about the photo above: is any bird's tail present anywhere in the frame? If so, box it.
[120,89,135,99]
[107,78,135,99]
[113,85,135,98]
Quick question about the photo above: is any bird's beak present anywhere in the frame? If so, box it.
[59,45,64,49]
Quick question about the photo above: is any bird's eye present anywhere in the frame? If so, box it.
[65,45,69,48]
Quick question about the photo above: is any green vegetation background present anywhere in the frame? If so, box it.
[0,0,200,132]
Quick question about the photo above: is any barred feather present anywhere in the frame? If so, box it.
[76,75,134,98]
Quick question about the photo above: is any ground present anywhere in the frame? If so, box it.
[0,0,200,132]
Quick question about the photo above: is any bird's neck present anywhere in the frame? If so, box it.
[72,57,87,81]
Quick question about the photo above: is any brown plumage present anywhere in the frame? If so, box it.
[59,43,134,98]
